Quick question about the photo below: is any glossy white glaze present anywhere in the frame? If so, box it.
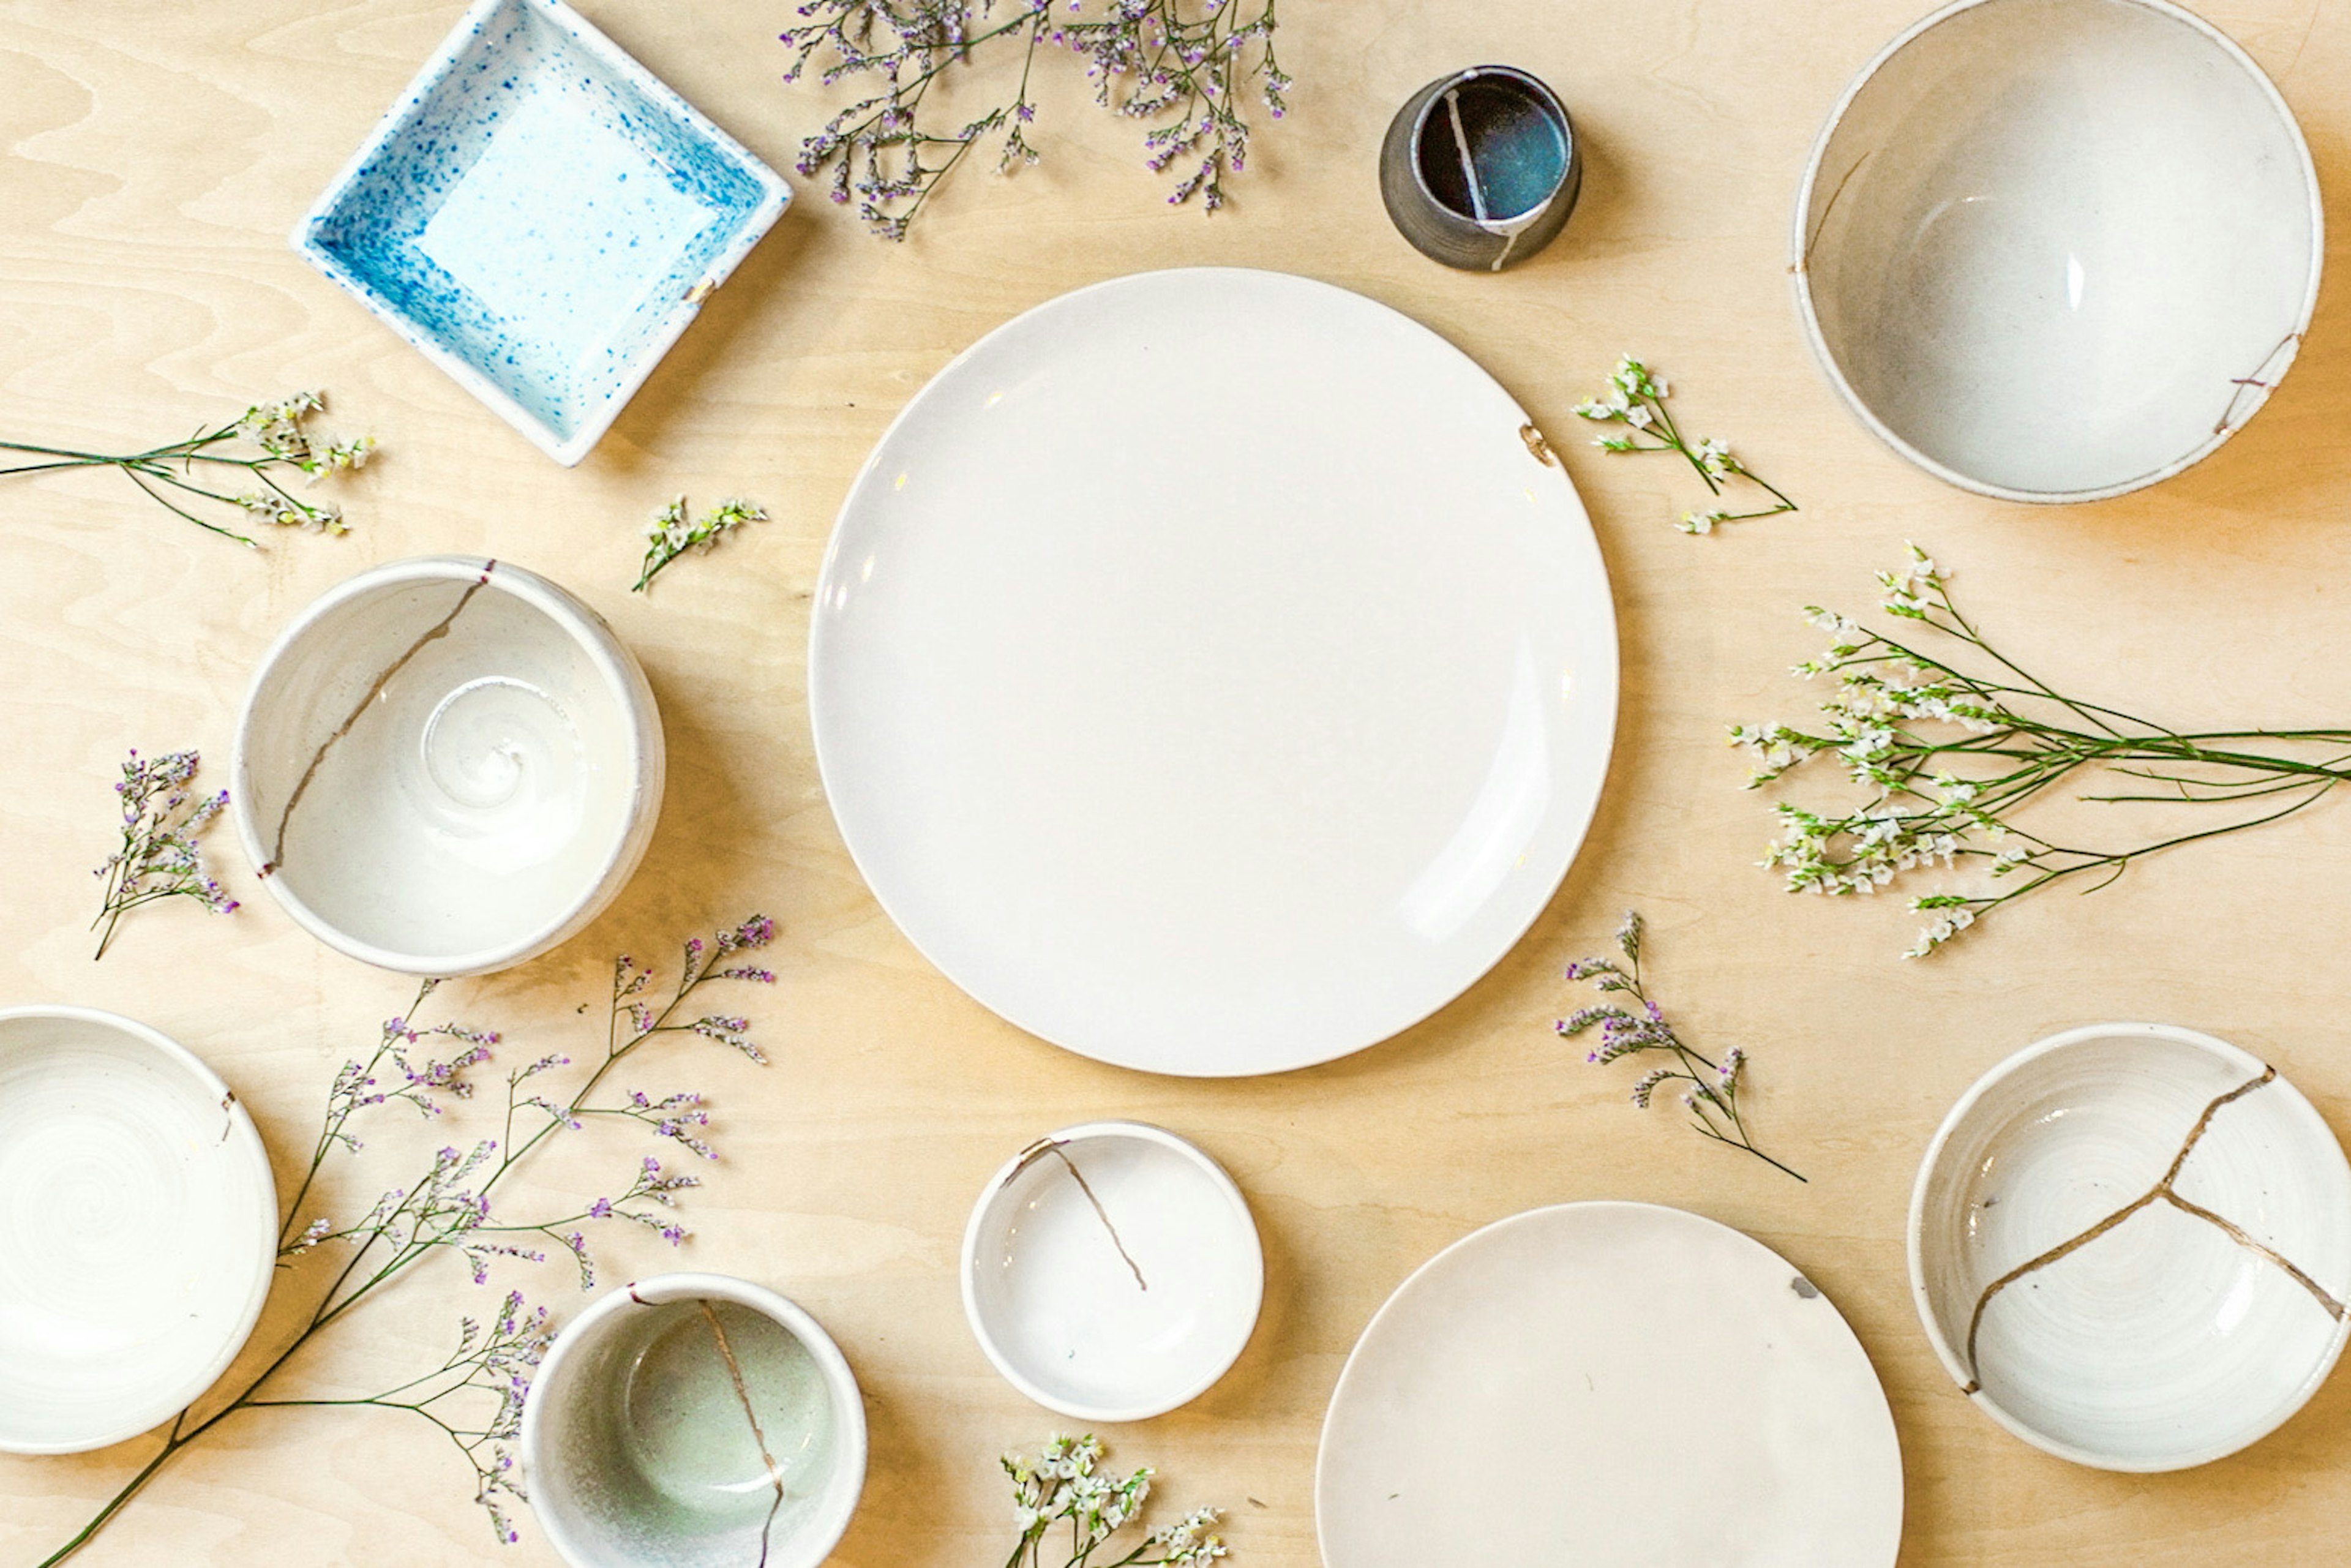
[1910,1022,2351,1470]
[809,268,1619,1076]
[961,1122,1262,1422]
[0,1007,276,1454]
[231,557,663,975]
[1794,0,2320,500]
[1316,1202,1903,1567]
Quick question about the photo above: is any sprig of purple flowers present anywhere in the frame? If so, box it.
[1558,912,1804,1182]
[90,748,238,960]
[35,915,780,1567]
[782,0,1289,241]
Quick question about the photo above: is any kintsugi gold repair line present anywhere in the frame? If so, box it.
[695,1299,787,1568]
[261,562,495,874]
[1014,1138,1149,1292]
[1959,1066,2345,1394]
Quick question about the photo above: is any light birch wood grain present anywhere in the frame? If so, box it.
[4,0,2350,1563]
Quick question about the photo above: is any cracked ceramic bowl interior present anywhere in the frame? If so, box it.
[0,1007,276,1454]
[1910,1022,2351,1471]
[232,556,662,976]
[961,1122,1263,1422]
[519,1274,867,1568]
[1795,0,2321,501]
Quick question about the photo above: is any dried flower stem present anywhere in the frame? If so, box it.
[632,495,768,593]
[1558,912,1804,1182]
[783,0,1289,241]
[36,917,779,1566]
[1001,1434,1228,1568]
[1736,545,2351,958]
[91,748,237,960]
[1,391,371,547]
[1573,357,1795,535]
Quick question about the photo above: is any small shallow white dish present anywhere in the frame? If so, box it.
[520,1273,866,1568]
[232,556,663,976]
[1794,0,2321,501]
[810,267,1619,1076]
[293,0,790,465]
[1910,1022,2351,1471]
[962,1122,1263,1422]
[1318,1202,1902,1567]
[0,1007,276,1455]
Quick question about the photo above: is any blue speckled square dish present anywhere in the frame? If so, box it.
[291,0,790,466]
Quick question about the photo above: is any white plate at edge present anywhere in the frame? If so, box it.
[1316,1202,1903,1567]
[809,268,1619,1076]
[0,1007,277,1454]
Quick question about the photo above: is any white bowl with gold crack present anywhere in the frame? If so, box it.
[1910,1021,2351,1470]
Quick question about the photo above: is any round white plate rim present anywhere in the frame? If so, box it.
[807,265,1621,1076]
[1788,0,2323,504]
[1314,1199,1903,1566]
[959,1119,1264,1422]
[0,1004,278,1455]
[1905,1019,2351,1471]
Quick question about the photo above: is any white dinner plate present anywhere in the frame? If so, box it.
[0,1007,278,1454]
[809,268,1618,1076]
[1317,1202,1903,1567]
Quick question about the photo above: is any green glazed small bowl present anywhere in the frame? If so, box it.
[520,1274,867,1568]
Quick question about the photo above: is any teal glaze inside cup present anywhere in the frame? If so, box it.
[523,1275,866,1568]
[1415,76,1569,222]
[1379,66,1581,271]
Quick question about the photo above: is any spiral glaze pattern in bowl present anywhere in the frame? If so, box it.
[1910,1022,2351,1470]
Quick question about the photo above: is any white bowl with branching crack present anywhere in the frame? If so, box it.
[1910,1022,2351,1470]
[1794,0,2321,501]
[231,556,662,975]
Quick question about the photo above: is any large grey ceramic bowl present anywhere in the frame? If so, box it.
[1794,0,2320,501]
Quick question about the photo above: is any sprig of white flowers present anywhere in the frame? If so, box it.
[0,391,371,547]
[1001,1435,1228,1568]
[1573,356,1795,534]
[632,495,767,593]
[1738,544,2351,957]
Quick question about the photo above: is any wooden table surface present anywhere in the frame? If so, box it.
[6,0,2350,1562]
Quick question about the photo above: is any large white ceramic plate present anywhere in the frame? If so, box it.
[0,1007,277,1454]
[809,268,1618,1076]
[1317,1203,1903,1567]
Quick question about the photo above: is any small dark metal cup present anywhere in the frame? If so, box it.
[1379,66,1580,272]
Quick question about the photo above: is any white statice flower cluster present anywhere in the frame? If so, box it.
[1001,1435,1227,1566]
[634,495,769,593]
[1573,354,1668,451]
[1750,540,2349,959]
[227,390,373,534]
[1572,355,1796,534]
[1149,1509,1229,1564]
[1734,542,2042,957]
[233,389,375,476]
